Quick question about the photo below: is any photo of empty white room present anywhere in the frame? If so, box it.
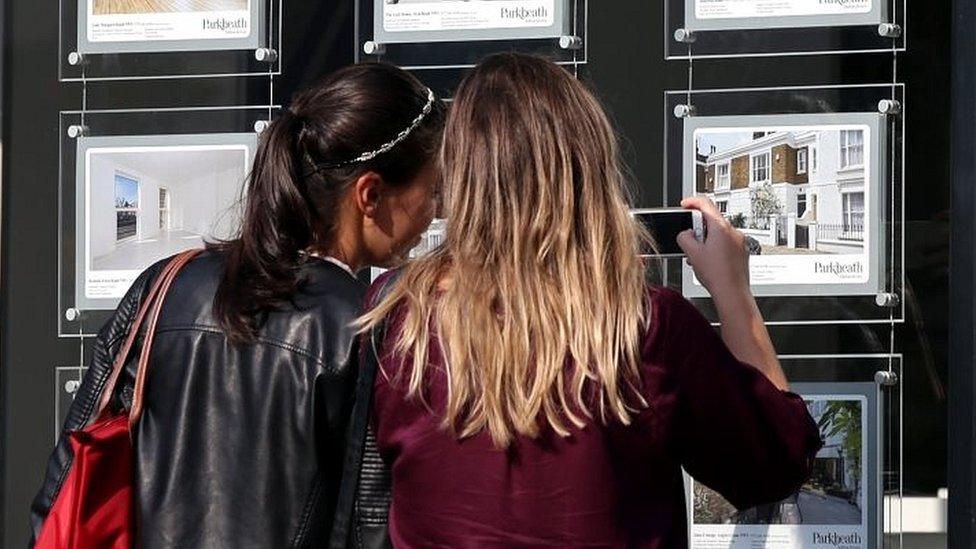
[85,145,246,281]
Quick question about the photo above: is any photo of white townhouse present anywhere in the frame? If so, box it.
[695,127,868,256]
[409,218,446,260]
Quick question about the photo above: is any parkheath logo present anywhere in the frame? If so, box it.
[814,261,864,276]
[818,0,870,6]
[203,17,248,32]
[500,6,550,21]
[812,531,862,546]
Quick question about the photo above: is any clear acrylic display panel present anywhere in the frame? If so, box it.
[60,0,281,81]
[58,107,275,338]
[55,366,87,440]
[397,64,584,100]
[685,355,902,548]
[665,0,905,59]
[405,66,492,99]
[664,85,905,325]
[356,0,587,70]
[783,355,901,547]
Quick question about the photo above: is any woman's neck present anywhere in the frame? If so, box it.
[312,235,364,273]
[314,204,366,272]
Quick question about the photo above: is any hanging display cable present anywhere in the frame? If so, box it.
[885,20,902,544]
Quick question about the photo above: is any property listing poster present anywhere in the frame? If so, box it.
[686,122,874,293]
[80,139,251,302]
[691,394,870,548]
[383,0,555,33]
[86,0,253,44]
[695,0,872,20]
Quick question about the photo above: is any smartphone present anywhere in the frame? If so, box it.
[632,208,705,257]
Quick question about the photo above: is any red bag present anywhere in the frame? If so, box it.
[35,250,202,549]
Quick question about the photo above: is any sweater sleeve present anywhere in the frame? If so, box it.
[650,288,823,510]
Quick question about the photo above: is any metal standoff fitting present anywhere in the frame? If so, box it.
[253,120,270,134]
[254,48,278,63]
[64,308,82,321]
[878,99,902,116]
[673,104,697,119]
[363,41,386,56]
[874,370,899,387]
[67,51,86,66]
[875,292,901,308]
[673,28,697,44]
[66,125,88,139]
[558,35,584,50]
[64,380,82,395]
[878,23,902,38]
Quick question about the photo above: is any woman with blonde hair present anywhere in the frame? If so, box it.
[357,53,822,547]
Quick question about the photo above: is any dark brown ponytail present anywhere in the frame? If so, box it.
[209,63,445,344]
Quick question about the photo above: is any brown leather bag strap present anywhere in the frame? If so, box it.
[93,249,202,423]
[128,248,202,430]
[94,252,189,420]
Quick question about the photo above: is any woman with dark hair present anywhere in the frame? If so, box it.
[29,63,445,548]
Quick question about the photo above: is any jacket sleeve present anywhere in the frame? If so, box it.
[654,289,824,510]
[27,262,166,546]
[328,270,399,549]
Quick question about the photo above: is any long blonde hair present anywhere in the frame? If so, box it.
[360,53,651,447]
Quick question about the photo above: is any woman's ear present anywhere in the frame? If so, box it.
[353,171,384,218]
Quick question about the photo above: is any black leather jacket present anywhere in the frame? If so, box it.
[29,251,368,548]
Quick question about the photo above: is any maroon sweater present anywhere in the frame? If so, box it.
[369,285,822,548]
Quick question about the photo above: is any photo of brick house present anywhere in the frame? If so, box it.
[695,127,868,256]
